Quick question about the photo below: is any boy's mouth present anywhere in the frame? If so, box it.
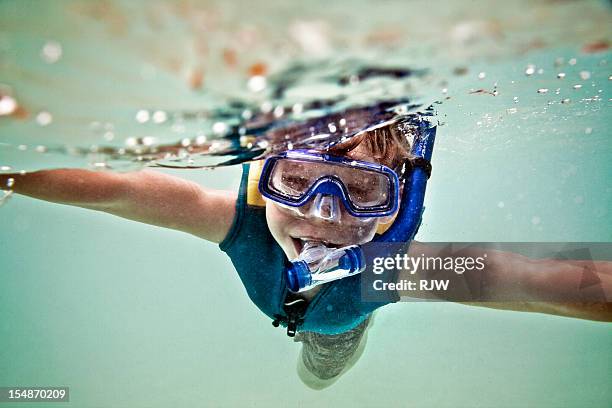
[290,236,344,256]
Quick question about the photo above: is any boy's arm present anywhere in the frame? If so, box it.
[0,168,236,243]
[397,242,612,322]
[470,250,612,321]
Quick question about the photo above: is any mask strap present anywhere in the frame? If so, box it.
[400,157,432,180]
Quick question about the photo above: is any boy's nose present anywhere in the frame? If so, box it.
[311,194,341,222]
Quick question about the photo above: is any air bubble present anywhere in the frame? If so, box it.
[260,101,273,113]
[579,71,591,80]
[241,109,253,120]
[0,165,12,171]
[247,75,267,92]
[568,58,577,65]
[0,95,17,116]
[525,65,535,76]
[40,41,62,63]
[273,106,285,118]
[557,73,565,79]
[142,136,156,146]
[573,84,582,89]
[152,110,167,124]
[292,103,304,114]
[212,121,228,135]
[125,137,138,147]
[6,178,15,188]
[35,111,52,126]
[537,88,549,94]
[135,110,150,123]
[478,72,486,79]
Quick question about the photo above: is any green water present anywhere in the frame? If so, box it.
[1,0,611,407]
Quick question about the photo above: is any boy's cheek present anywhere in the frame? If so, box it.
[265,204,295,242]
[266,205,313,260]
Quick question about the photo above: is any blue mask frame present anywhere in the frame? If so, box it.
[258,150,401,218]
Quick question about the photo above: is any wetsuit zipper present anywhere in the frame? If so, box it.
[273,266,337,337]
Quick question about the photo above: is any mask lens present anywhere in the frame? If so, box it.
[268,159,313,199]
[344,169,391,209]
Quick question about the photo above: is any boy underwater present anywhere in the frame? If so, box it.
[1,112,611,390]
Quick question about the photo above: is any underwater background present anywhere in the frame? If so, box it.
[1,0,611,406]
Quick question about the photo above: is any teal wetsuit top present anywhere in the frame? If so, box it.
[220,163,398,335]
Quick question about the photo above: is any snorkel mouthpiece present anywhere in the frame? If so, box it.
[286,242,365,292]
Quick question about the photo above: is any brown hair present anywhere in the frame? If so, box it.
[328,122,413,175]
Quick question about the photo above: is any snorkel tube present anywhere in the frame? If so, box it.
[286,113,436,292]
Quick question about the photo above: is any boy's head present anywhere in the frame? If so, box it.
[264,123,413,259]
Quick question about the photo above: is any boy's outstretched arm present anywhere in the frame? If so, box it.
[398,242,612,322]
[0,168,236,243]
[471,250,612,322]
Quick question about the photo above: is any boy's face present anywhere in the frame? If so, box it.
[265,145,394,260]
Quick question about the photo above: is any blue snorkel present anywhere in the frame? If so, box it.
[285,113,436,292]
[375,114,436,243]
